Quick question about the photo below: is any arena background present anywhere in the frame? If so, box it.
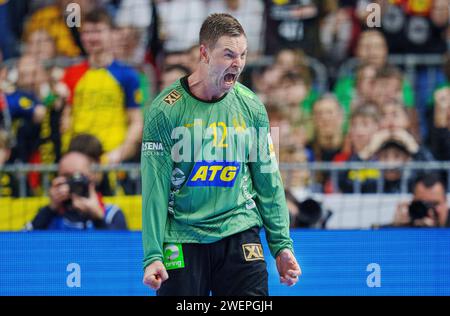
[1,230,450,296]
[1,0,450,296]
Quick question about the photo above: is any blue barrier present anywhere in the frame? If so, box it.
[0,229,449,296]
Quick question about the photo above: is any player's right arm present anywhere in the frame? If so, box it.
[141,101,175,285]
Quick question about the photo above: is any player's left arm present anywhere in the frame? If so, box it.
[248,104,301,286]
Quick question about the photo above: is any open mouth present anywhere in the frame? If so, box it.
[224,73,237,85]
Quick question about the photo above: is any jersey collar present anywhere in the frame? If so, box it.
[180,76,229,104]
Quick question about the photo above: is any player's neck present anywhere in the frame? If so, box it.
[88,52,114,69]
[187,70,225,102]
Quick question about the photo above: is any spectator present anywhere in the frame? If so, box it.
[22,0,95,58]
[23,29,57,63]
[159,64,190,92]
[371,132,415,193]
[112,24,158,110]
[308,95,344,162]
[320,1,360,80]
[26,151,128,230]
[334,30,416,128]
[17,31,68,165]
[35,65,69,165]
[115,0,153,30]
[391,172,450,227]
[207,0,264,59]
[357,0,448,54]
[272,49,315,101]
[354,29,388,69]
[67,133,111,194]
[273,48,310,73]
[252,64,284,104]
[0,129,12,166]
[68,133,104,163]
[335,104,381,193]
[114,0,152,64]
[266,101,309,189]
[4,56,47,163]
[113,0,153,65]
[263,0,326,58]
[0,64,6,105]
[61,9,143,165]
[358,128,434,193]
[11,55,49,108]
[379,100,410,132]
[0,0,20,60]
[267,71,311,127]
[363,126,434,162]
[349,62,377,110]
[339,104,380,162]
[426,54,450,160]
[384,70,417,136]
[0,128,20,197]
[6,55,66,196]
[112,25,150,66]
[252,48,317,116]
[306,95,344,192]
[370,66,408,110]
[428,84,450,161]
[163,49,195,72]
[379,100,433,160]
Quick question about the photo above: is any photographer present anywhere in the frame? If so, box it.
[26,152,127,230]
[392,173,450,228]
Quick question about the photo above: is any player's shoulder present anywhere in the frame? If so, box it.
[233,82,257,99]
[151,79,185,109]
[144,79,185,121]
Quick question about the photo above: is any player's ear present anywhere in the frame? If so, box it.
[199,44,209,64]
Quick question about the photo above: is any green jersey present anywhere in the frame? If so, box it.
[141,77,293,269]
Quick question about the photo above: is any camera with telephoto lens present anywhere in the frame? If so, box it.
[408,200,437,222]
[67,172,90,198]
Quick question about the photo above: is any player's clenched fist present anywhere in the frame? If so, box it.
[143,261,169,290]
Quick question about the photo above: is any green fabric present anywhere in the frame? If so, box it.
[141,80,293,269]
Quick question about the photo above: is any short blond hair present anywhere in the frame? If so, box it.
[199,13,246,48]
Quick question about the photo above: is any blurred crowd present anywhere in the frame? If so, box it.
[0,0,449,201]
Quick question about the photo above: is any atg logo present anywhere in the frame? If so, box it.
[187,161,240,187]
